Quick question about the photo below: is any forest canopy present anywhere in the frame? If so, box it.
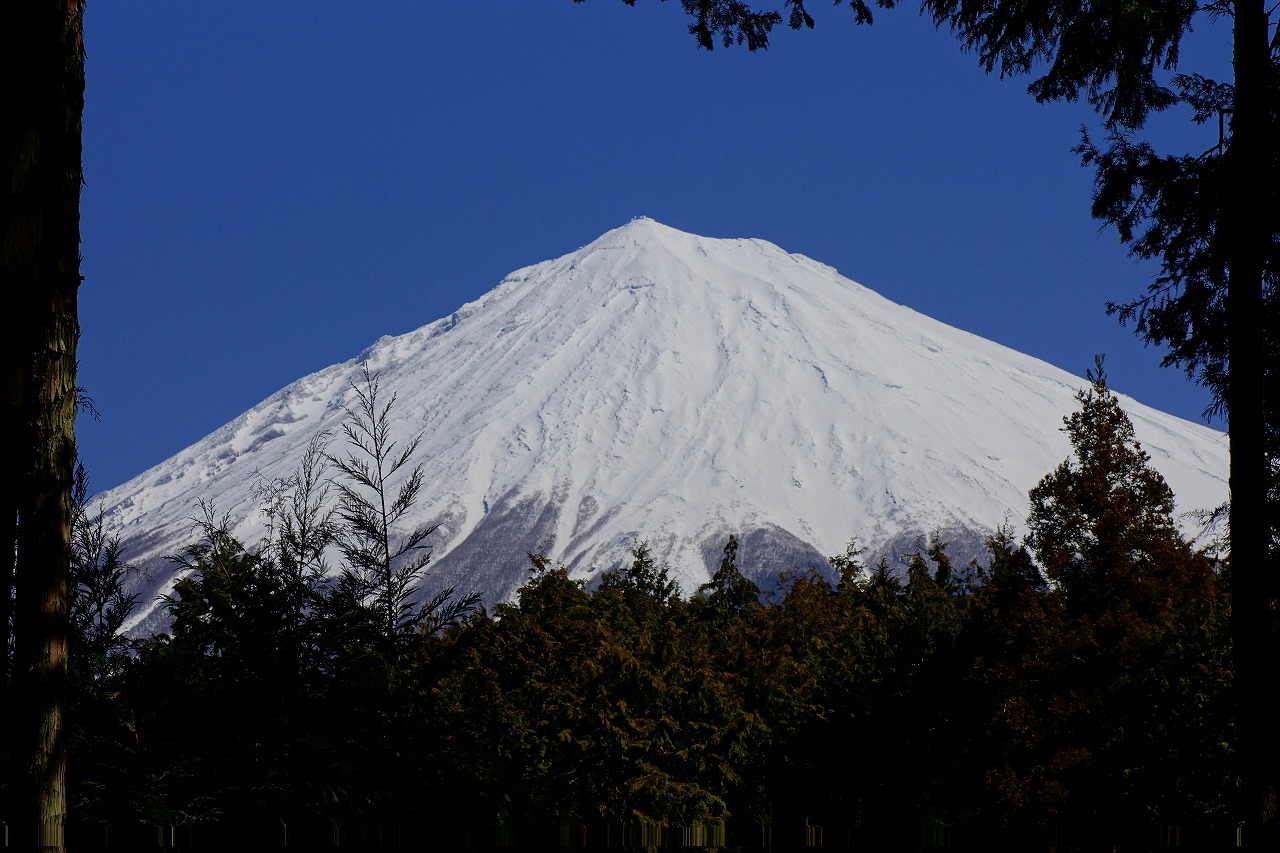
[0,371,1236,850]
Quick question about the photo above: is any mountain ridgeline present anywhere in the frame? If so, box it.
[98,218,1228,630]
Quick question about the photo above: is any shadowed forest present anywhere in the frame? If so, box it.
[1,371,1238,850]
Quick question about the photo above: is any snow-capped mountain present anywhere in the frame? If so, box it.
[103,218,1229,632]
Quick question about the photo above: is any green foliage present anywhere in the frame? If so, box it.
[164,504,296,673]
[1081,125,1233,407]
[112,513,293,824]
[97,378,484,828]
[635,0,1271,833]
[625,0,1197,131]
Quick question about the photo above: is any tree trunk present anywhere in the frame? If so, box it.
[2,2,85,851]
[1226,2,1277,846]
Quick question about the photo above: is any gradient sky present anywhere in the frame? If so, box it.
[77,2,1233,494]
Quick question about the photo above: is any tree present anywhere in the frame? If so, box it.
[1027,359,1182,611]
[1010,367,1234,841]
[328,365,463,653]
[597,540,681,616]
[65,461,141,827]
[2,2,85,848]
[67,461,138,698]
[158,508,303,820]
[255,430,338,666]
[959,529,1063,834]
[127,504,350,828]
[696,535,761,621]
[1072,24,1278,839]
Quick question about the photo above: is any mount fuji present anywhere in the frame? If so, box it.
[101,218,1229,632]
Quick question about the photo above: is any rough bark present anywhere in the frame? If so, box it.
[2,1,85,851]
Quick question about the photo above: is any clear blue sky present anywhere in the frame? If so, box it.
[77,2,1231,494]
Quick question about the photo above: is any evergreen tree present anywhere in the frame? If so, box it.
[596,541,682,646]
[1027,360,1181,612]
[328,365,473,653]
[599,540,681,604]
[959,528,1063,835]
[315,368,476,826]
[65,462,141,827]
[138,508,310,823]
[1011,367,1233,842]
[256,430,337,646]
[68,461,138,695]
[697,534,761,620]
[828,538,866,592]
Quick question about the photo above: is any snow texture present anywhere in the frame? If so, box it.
[101,218,1229,632]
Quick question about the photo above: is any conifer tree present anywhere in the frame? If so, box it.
[959,529,1062,833]
[698,535,761,619]
[1027,360,1181,612]
[312,368,477,825]
[255,432,339,682]
[68,462,138,695]
[258,433,336,623]
[65,462,141,827]
[1015,365,1233,840]
[148,507,309,823]
[828,539,866,592]
[328,365,440,652]
[599,540,681,604]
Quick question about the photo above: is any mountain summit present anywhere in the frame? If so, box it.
[104,218,1228,630]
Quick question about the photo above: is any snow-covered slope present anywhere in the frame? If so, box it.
[103,218,1228,631]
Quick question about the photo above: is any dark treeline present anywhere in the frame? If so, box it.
[5,370,1236,850]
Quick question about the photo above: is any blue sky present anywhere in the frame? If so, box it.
[78,2,1232,493]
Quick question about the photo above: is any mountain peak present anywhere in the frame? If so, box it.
[103,223,1230,634]
[610,215,676,239]
[576,216,699,261]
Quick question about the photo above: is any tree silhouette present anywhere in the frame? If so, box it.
[2,4,85,848]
